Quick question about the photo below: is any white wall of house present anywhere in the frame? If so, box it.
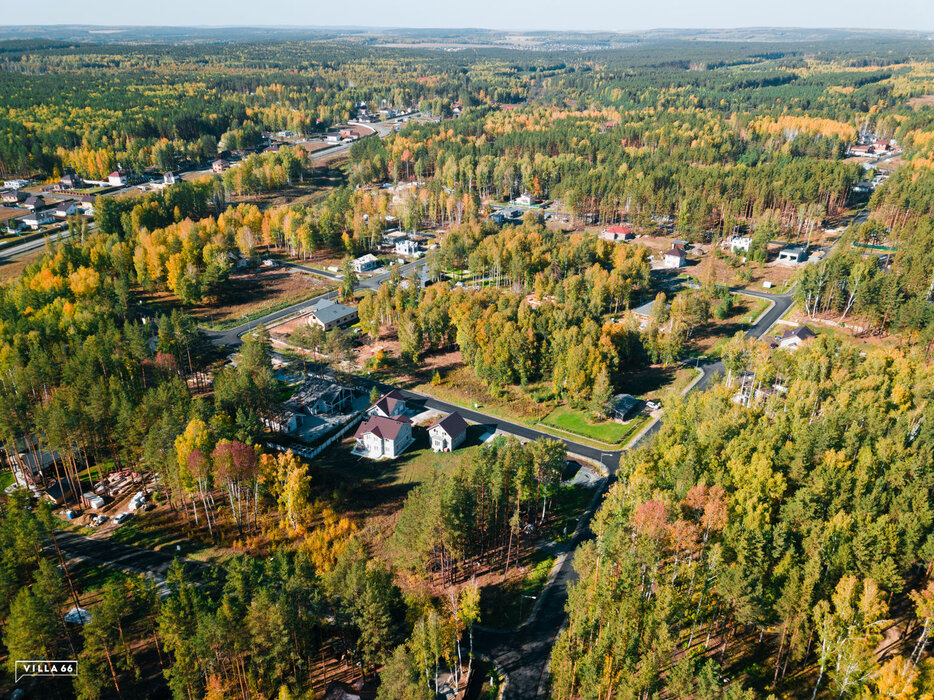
[429,427,465,453]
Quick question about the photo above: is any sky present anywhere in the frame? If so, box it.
[3,0,934,33]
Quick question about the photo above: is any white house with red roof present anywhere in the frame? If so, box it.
[429,412,468,452]
[367,390,408,419]
[353,415,414,459]
[108,170,128,187]
[663,244,687,269]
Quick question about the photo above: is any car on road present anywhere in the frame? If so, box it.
[113,512,133,525]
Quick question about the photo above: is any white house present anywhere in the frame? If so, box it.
[429,412,468,452]
[777,246,807,266]
[53,201,79,218]
[163,172,178,186]
[600,225,634,242]
[20,209,55,229]
[779,326,816,350]
[353,415,414,459]
[727,236,752,254]
[108,170,128,187]
[352,253,380,273]
[515,192,537,207]
[395,239,420,256]
[663,244,687,269]
[78,195,95,214]
[368,389,407,418]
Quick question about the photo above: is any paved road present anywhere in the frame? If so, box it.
[52,530,209,581]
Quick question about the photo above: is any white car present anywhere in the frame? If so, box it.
[114,512,133,525]
[646,400,662,411]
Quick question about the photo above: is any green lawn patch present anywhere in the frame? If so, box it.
[541,406,634,444]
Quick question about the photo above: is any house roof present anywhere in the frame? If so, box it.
[108,171,124,178]
[309,298,357,326]
[24,195,45,207]
[632,299,668,317]
[354,253,378,265]
[431,412,468,439]
[354,414,411,441]
[612,393,640,415]
[666,244,686,256]
[371,389,406,416]
[781,326,816,342]
[604,225,633,235]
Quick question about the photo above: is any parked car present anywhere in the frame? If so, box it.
[114,512,133,525]
[646,400,662,411]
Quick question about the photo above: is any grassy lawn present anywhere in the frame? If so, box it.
[0,471,14,490]
[479,549,557,630]
[541,406,644,445]
[617,365,698,403]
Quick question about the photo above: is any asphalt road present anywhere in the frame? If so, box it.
[52,530,208,581]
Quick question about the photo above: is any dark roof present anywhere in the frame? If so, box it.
[781,326,816,342]
[24,195,45,207]
[371,389,406,415]
[431,412,468,439]
[667,244,686,255]
[354,415,411,441]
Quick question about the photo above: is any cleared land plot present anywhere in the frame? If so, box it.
[138,265,333,330]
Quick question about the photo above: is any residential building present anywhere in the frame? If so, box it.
[600,225,634,242]
[848,144,873,156]
[663,244,687,269]
[352,253,380,273]
[395,238,420,256]
[53,200,79,218]
[78,195,95,213]
[368,389,407,418]
[779,326,816,350]
[491,207,524,225]
[163,172,178,185]
[353,415,414,459]
[307,298,358,331]
[610,394,642,421]
[777,246,807,265]
[632,299,669,330]
[1,189,26,205]
[515,192,538,207]
[60,170,84,189]
[20,209,55,229]
[326,133,342,144]
[108,170,128,187]
[23,195,46,210]
[727,236,752,254]
[212,159,230,174]
[429,412,468,452]
[281,378,355,433]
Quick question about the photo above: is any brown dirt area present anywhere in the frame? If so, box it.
[908,94,934,109]
[688,245,798,291]
[0,248,42,283]
[0,206,23,222]
[138,265,331,328]
[784,307,898,349]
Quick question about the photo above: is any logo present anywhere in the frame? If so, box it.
[14,660,78,682]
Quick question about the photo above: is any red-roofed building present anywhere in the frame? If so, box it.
[368,389,407,419]
[353,415,414,459]
[663,244,687,269]
[429,412,468,452]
